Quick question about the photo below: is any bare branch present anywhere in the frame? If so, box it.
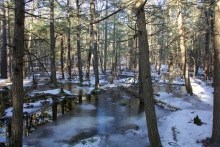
[127,24,138,31]
[25,29,51,45]
[24,49,51,78]
[91,0,135,24]
[6,43,15,48]
[25,0,34,4]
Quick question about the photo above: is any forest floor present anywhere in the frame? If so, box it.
[0,66,216,147]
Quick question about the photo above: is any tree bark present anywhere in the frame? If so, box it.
[204,0,211,81]
[11,0,25,146]
[86,29,92,79]
[7,0,12,82]
[177,0,192,95]
[104,0,108,74]
[1,3,7,78]
[168,8,174,83]
[168,47,174,84]
[27,0,34,81]
[136,0,162,146]
[76,0,83,84]
[50,0,57,87]
[60,34,64,79]
[211,0,220,144]
[128,38,134,71]
[210,0,215,85]
[90,0,99,89]
[110,11,117,84]
[67,0,72,79]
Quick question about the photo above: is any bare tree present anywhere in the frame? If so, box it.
[110,7,117,84]
[67,0,72,79]
[104,0,108,74]
[90,0,99,89]
[86,28,92,79]
[136,0,162,146]
[26,0,35,83]
[11,0,25,146]
[49,0,58,87]
[60,34,64,79]
[204,0,211,81]
[177,0,192,95]
[76,0,83,84]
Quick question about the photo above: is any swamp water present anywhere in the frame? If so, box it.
[0,83,186,146]
[23,86,149,147]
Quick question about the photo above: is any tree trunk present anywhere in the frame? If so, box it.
[157,45,162,75]
[1,3,7,78]
[104,0,108,74]
[177,0,192,95]
[134,23,138,83]
[60,34,64,79]
[204,0,211,81]
[211,0,220,144]
[7,0,12,82]
[98,28,104,74]
[26,1,35,82]
[50,0,57,87]
[90,0,99,89]
[168,48,174,84]
[136,1,162,146]
[195,39,200,77]
[67,0,72,79]
[76,0,83,84]
[210,0,215,84]
[52,103,57,121]
[168,8,174,83]
[157,9,164,76]
[86,30,92,79]
[110,9,117,84]
[128,38,134,71]
[11,0,25,146]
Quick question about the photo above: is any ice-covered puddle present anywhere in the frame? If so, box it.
[23,87,154,147]
[22,80,213,147]
[76,104,97,110]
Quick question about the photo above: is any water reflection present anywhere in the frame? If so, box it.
[0,89,11,117]
[0,89,12,144]
[0,82,186,145]
[90,88,143,135]
[52,102,57,121]
[78,90,83,104]
[22,98,76,137]
[63,83,87,95]
[153,83,186,98]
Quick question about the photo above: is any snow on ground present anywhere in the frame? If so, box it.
[156,79,213,146]
[0,66,215,146]
[0,79,6,84]
[160,109,212,146]
[33,88,74,95]
[60,71,213,146]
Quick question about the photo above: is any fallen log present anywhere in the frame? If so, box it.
[120,86,182,111]
[24,93,60,102]
[120,86,160,97]
[24,93,76,103]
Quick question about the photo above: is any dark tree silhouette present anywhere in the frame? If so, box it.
[11,0,25,146]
